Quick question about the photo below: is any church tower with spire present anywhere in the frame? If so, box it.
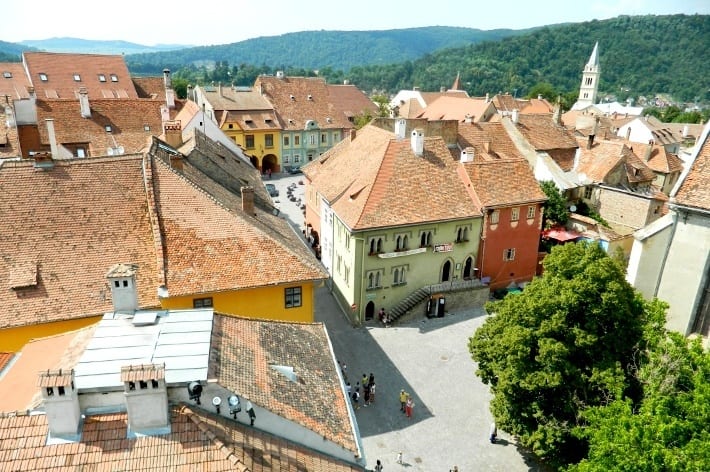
[575,42,600,109]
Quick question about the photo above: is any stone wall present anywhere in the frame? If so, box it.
[397,285,490,323]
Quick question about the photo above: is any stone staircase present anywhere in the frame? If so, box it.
[388,287,431,322]
[387,278,486,324]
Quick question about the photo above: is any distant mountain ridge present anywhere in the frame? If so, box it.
[18,37,194,55]
[124,27,537,73]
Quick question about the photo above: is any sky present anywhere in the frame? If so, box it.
[2,0,707,46]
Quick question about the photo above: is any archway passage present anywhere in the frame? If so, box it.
[463,256,474,279]
[365,301,375,321]
[442,260,451,282]
[262,154,279,174]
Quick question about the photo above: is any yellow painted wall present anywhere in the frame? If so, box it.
[221,123,282,169]
[159,283,316,322]
[0,316,102,353]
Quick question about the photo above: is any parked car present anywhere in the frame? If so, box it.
[285,166,303,174]
[265,183,279,197]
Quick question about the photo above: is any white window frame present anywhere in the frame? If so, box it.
[527,206,536,219]
[490,210,500,224]
[511,207,520,222]
[504,248,516,261]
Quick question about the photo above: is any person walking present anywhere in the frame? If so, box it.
[362,373,369,388]
[374,459,383,472]
[368,381,376,404]
[246,401,256,426]
[352,387,360,410]
[396,452,403,464]
[363,382,371,406]
[489,422,497,443]
[405,396,414,418]
[399,389,407,412]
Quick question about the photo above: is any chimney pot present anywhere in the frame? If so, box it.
[106,263,139,313]
[163,120,183,148]
[511,109,519,124]
[411,129,424,156]
[241,186,256,216]
[460,147,474,163]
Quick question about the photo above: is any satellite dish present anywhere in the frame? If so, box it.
[570,205,577,212]
[228,395,240,407]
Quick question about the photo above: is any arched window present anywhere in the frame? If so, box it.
[403,235,408,249]
[370,239,376,254]
[376,238,383,253]
[375,272,381,287]
[393,268,400,285]
[368,272,375,289]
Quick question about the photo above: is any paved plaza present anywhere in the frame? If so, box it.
[315,285,545,472]
[266,171,545,471]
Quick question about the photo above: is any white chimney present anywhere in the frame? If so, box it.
[122,364,170,435]
[162,69,172,89]
[160,105,170,123]
[411,129,424,156]
[39,369,81,439]
[276,70,284,79]
[165,88,175,110]
[464,114,473,124]
[511,109,519,124]
[394,118,406,139]
[460,147,474,163]
[78,87,91,118]
[682,125,689,137]
[106,263,139,313]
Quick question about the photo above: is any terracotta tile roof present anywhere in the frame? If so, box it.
[255,76,359,130]
[514,114,579,151]
[576,139,626,182]
[457,122,526,161]
[201,84,275,111]
[665,122,704,142]
[327,83,378,119]
[462,159,546,208]
[674,123,710,210]
[35,98,165,155]
[417,96,493,122]
[643,143,685,174]
[394,97,425,118]
[132,76,166,99]
[0,156,161,330]
[0,62,31,99]
[524,98,555,114]
[419,89,468,105]
[209,314,358,455]
[23,51,138,100]
[222,110,282,131]
[151,156,326,295]
[576,138,656,185]
[512,114,579,171]
[0,405,362,471]
[307,124,480,230]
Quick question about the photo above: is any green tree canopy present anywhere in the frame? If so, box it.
[571,332,710,472]
[540,180,568,228]
[469,242,666,468]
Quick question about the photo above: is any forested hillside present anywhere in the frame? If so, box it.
[124,26,534,74]
[346,14,709,102]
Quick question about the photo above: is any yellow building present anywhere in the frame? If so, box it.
[192,84,282,173]
[0,129,326,352]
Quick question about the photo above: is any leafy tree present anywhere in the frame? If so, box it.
[571,333,710,472]
[540,181,568,228]
[526,82,558,101]
[469,242,665,468]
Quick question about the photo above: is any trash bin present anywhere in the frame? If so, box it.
[437,297,445,317]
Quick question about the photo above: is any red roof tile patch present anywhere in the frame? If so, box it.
[674,123,710,210]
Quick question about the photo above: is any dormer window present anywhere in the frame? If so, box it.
[3,71,11,78]
[98,74,106,82]
[110,74,118,82]
[105,125,112,132]
[73,74,81,82]
[39,73,48,81]
[144,125,150,131]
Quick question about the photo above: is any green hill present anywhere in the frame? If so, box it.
[123,26,535,74]
[346,14,709,102]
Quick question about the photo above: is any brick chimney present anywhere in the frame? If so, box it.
[644,140,654,161]
[163,121,183,148]
[349,128,356,141]
[78,87,91,118]
[241,186,255,216]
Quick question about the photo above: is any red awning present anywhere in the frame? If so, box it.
[542,227,581,242]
